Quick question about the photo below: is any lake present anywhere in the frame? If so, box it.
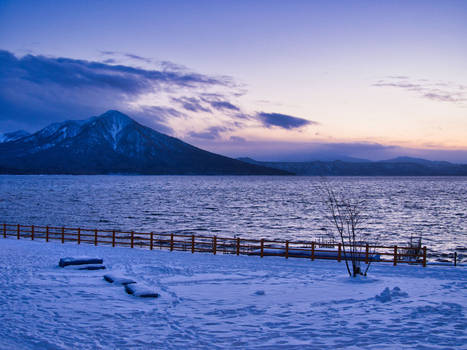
[1,175,465,261]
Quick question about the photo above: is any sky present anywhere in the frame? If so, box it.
[0,0,466,162]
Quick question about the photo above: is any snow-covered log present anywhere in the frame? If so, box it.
[103,274,136,285]
[124,284,159,298]
[62,264,106,270]
[58,257,103,267]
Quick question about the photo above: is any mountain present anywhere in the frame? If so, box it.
[0,111,289,175]
[239,155,371,163]
[0,130,30,143]
[240,158,467,176]
[380,156,451,166]
[311,155,371,162]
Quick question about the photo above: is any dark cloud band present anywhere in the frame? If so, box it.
[0,50,230,132]
[257,112,317,130]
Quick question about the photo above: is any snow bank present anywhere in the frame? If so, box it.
[375,286,409,303]
[0,238,465,349]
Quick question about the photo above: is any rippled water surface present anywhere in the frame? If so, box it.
[1,175,465,260]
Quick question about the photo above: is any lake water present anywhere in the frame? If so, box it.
[1,175,465,261]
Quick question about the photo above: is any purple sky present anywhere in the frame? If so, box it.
[1,0,466,162]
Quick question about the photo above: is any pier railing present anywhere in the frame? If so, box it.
[1,223,427,266]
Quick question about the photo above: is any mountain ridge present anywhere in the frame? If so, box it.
[0,111,289,175]
[239,158,467,176]
[0,130,31,143]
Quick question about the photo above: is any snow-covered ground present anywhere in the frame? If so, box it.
[0,238,465,349]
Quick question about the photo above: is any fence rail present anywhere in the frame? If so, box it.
[1,223,427,266]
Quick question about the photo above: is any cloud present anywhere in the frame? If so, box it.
[159,60,188,72]
[171,97,211,113]
[138,106,183,118]
[130,106,182,134]
[188,126,229,140]
[257,112,317,130]
[0,50,227,92]
[422,92,463,103]
[198,94,241,112]
[229,135,246,143]
[123,53,152,63]
[209,100,240,111]
[100,51,153,64]
[102,58,117,64]
[388,75,409,79]
[0,50,231,132]
[373,77,466,103]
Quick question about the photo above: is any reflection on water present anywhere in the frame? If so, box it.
[1,175,465,261]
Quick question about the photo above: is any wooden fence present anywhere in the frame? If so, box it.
[1,223,427,266]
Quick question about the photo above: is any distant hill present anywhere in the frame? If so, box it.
[239,158,467,176]
[0,110,289,175]
[238,155,371,163]
[380,156,452,166]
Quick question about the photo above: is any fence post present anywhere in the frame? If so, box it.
[31,225,34,240]
[338,243,341,262]
[78,228,81,245]
[236,237,240,256]
[61,227,64,243]
[260,239,264,258]
[365,243,369,264]
[454,252,457,267]
[311,242,315,261]
[170,233,174,251]
[423,246,427,267]
[17,224,20,239]
[94,229,98,246]
[191,235,195,253]
[285,240,289,259]
[3,223,5,238]
[213,236,217,255]
[150,232,154,250]
[393,245,398,266]
[112,230,115,247]
[46,226,49,242]
[131,231,134,248]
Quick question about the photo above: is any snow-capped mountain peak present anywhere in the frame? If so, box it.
[88,110,134,150]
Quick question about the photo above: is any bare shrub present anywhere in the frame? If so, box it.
[319,181,378,277]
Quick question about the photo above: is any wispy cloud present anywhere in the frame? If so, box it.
[209,100,240,111]
[257,112,317,130]
[373,76,467,103]
[199,94,241,112]
[171,97,211,113]
[123,53,152,64]
[188,126,230,140]
[229,135,246,143]
[100,51,153,64]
